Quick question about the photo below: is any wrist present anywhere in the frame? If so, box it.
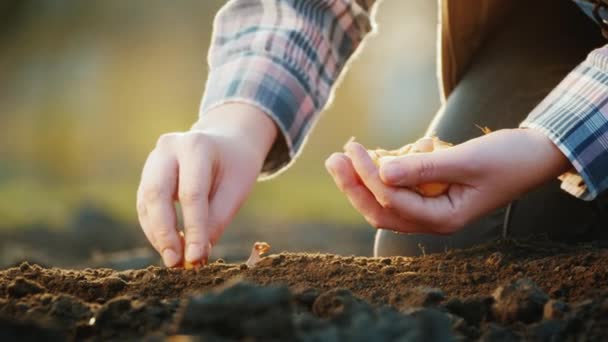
[516,127,571,177]
[192,103,278,162]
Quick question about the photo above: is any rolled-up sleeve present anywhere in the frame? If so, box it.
[200,0,379,177]
[521,45,608,200]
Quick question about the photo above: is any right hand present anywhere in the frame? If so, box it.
[137,103,277,267]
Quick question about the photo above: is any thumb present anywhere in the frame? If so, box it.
[378,148,472,187]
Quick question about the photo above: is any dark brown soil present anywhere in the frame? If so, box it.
[1,239,608,341]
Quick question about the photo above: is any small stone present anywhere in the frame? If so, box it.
[470,273,488,284]
[313,288,362,319]
[7,277,45,298]
[19,262,32,272]
[389,287,445,310]
[293,288,320,310]
[543,299,569,320]
[572,266,586,274]
[485,252,504,267]
[492,278,549,324]
[272,255,286,266]
[381,266,396,275]
[103,276,127,293]
[445,296,494,325]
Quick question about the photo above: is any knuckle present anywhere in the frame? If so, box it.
[181,132,209,150]
[376,191,395,209]
[154,228,177,245]
[416,158,436,182]
[179,190,206,206]
[156,133,177,149]
[142,184,168,202]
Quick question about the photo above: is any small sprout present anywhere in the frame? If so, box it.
[245,242,271,268]
[365,136,452,197]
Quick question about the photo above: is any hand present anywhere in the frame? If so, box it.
[325,129,570,234]
[137,103,277,267]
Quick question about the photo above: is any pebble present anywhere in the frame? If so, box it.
[381,266,397,275]
[572,266,587,274]
[485,252,504,268]
[380,258,392,265]
[543,299,569,320]
[389,287,445,310]
[492,278,549,324]
[7,277,45,298]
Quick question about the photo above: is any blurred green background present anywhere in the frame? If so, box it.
[0,0,439,266]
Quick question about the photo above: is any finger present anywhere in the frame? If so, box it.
[139,148,181,267]
[207,181,243,248]
[207,164,258,248]
[177,134,214,265]
[344,142,450,224]
[378,145,474,187]
[325,153,410,230]
[136,187,157,250]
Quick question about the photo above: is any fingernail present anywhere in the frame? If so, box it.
[186,243,202,263]
[162,249,180,267]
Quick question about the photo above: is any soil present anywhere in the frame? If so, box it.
[1,239,608,341]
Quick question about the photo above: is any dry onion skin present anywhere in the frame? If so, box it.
[368,136,452,197]
[245,242,271,268]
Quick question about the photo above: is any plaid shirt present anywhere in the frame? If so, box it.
[200,0,608,200]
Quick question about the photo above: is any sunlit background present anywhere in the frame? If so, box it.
[0,0,439,268]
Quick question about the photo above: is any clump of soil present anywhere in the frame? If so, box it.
[1,239,608,340]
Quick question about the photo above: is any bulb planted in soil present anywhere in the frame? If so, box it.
[245,242,271,268]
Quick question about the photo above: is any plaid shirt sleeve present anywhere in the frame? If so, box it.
[199,0,378,177]
[521,45,608,200]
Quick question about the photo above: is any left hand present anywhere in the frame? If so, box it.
[325,128,570,234]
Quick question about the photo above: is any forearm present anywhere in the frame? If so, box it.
[520,44,608,200]
[200,0,380,176]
